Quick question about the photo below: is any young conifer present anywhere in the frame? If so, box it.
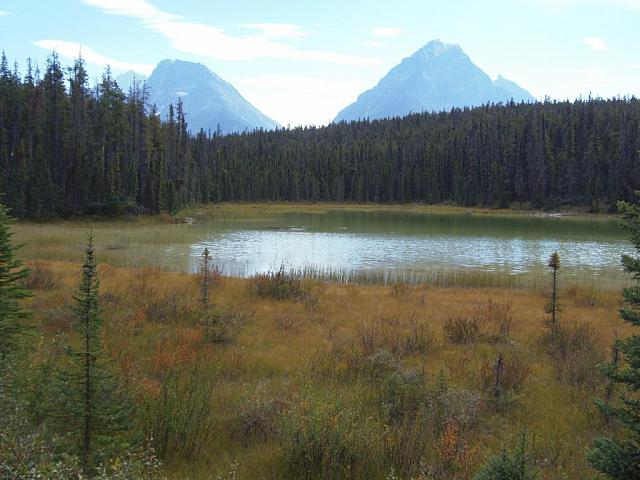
[548,252,560,324]
[0,202,31,360]
[588,199,640,479]
[200,247,211,310]
[53,234,132,475]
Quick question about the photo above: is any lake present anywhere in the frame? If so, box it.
[186,209,629,287]
[15,208,631,288]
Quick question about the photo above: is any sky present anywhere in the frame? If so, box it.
[0,0,639,127]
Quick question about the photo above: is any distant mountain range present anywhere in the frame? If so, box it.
[115,41,535,132]
[116,60,279,134]
[334,40,535,123]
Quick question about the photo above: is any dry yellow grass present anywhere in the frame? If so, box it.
[22,257,630,479]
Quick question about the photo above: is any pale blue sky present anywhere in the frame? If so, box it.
[0,0,639,126]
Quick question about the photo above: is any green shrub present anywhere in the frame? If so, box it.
[235,389,289,444]
[382,369,429,425]
[280,391,384,479]
[142,364,216,461]
[444,301,516,345]
[443,315,481,345]
[540,321,604,387]
[474,433,539,480]
[479,352,531,408]
[380,369,482,476]
[201,307,253,344]
[23,261,57,290]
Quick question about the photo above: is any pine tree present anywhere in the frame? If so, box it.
[0,202,31,360]
[474,432,539,480]
[200,247,211,310]
[548,252,560,324]
[588,198,640,479]
[53,234,132,475]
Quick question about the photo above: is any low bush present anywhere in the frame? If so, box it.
[482,300,515,338]
[379,368,482,476]
[1,399,163,480]
[479,352,531,406]
[201,308,253,344]
[23,261,57,290]
[540,321,605,387]
[443,315,482,345]
[280,391,384,479]
[250,265,307,300]
[474,432,539,480]
[358,314,434,359]
[404,316,434,353]
[141,364,216,461]
[444,301,516,345]
[382,368,429,425]
[145,292,194,323]
[235,389,290,444]
[565,285,614,308]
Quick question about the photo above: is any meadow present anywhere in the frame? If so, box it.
[11,204,631,479]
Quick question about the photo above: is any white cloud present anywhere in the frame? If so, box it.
[372,26,405,37]
[236,74,371,127]
[363,40,384,48]
[34,40,155,75]
[0,10,10,17]
[241,23,307,40]
[583,36,608,51]
[82,0,381,65]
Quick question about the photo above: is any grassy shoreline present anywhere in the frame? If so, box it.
[20,259,627,479]
[10,202,626,291]
[181,201,619,221]
[13,201,619,226]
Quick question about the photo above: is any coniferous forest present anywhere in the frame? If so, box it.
[1,52,639,217]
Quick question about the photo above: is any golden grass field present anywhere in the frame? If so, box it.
[21,252,629,479]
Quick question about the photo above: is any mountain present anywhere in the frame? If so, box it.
[115,70,147,93]
[144,59,279,134]
[334,40,535,122]
[491,75,535,103]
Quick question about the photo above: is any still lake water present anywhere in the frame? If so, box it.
[179,210,630,285]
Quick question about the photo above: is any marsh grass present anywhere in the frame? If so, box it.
[540,321,606,388]
[250,265,307,300]
[18,259,629,479]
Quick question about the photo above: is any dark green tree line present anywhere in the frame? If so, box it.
[1,52,639,217]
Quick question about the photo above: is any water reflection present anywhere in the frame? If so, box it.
[187,211,630,281]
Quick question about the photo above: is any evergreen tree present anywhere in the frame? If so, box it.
[588,198,640,479]
[200,247,211,310]
[2,52,640,217]
[0,202,31,360]
[548,252,560,324]
[474,432,539,480]
[52,234,132,475]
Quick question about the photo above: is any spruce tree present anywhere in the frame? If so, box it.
[53,234,131,475]
[588,199,640,479]
[548,252,560,324]
[474,432,539,480]
[0,202,31,360]
[200,247,211,310]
